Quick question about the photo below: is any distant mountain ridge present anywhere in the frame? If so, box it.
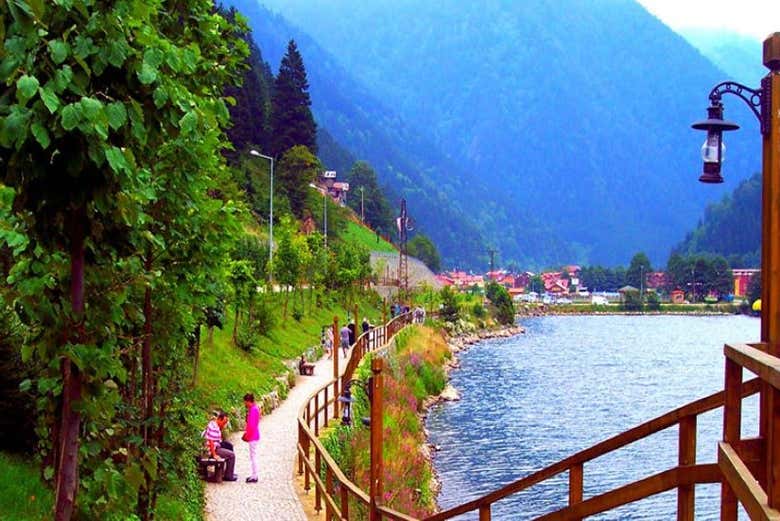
[243,0,761,267]
[680,28,767,87]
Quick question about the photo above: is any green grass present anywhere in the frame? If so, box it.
[0,452,53,521]
[196,290,384,414]
[339,220,396,253]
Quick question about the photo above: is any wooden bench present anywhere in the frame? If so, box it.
[298,356,315,375]
[195,455,225,483]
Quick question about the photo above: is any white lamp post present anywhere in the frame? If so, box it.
[249,150,274,279]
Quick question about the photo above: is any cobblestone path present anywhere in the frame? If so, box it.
[205,352,343,521]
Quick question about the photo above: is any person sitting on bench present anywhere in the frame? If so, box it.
[298,354,315,375]
[203,411,237,481]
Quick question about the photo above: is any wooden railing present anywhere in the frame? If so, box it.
[300,330,780,520]
[296,311,417,521]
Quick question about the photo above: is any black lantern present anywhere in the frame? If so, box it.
[691,103,739,183]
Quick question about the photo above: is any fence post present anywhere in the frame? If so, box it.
[325,466,334,521]
[720,357,742,521]
[479,505,491,521]
[677,415,697,521]
[341,484,350,520]
[569,463,583,521]
[315,392,320,436]
[369,358,385,521]
[297,422,304,476]
[315,448,322,513]
[767,386,780,508]
[333,316,340,419]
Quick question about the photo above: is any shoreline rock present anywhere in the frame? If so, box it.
[422,322,526,511]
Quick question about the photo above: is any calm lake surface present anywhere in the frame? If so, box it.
[427,315,760,520]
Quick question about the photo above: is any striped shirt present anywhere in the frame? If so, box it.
[204,420,222,444]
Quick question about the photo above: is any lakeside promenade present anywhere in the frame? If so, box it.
[204,352,342,521]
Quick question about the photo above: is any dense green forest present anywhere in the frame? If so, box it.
[0,4,399,520]
[674,173,761,268]
[249,0,761,268]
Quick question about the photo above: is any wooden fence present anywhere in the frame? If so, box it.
[299,325,780,520]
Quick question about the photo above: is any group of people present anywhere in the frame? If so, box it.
[390,302,426,323]
[202,393,262,483]
[321,317,375,359]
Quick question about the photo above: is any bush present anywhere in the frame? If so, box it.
[471,302,486,319]
[439,286,460,323]
[252,302,276,336]
[235,323,260,352]
[645,292,661,311]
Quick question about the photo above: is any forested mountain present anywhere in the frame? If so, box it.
[674,173,761,268]
[252,0,762,268]
[681,29,767,86]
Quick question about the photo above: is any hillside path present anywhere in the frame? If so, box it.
[204,351,343,521]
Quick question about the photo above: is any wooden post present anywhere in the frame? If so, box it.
[677,415,697,521]
[315,393,320,436]
[325,466,334,521]
[369,358,385,521]
[333,316,340,419]
[479,505,491,521]
[304,433,311,492]
[569,463,583,521]
[721,357,743,520]
[762,36,780,509]
[324,386,329,428]
[340,484,350,520]
[767,386,780,508]
[315,448,322,513]
[298,423,304,475]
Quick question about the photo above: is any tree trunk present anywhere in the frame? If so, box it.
[191,326,201,385]
[207,326,214,345]
[233,304,240,344]
[138,254,153,519]
[54,207,85,521]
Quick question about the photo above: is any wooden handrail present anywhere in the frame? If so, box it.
[300,324,767,521]
[297,311,417,520]
[427,378,761,521]
[724,343,780,391]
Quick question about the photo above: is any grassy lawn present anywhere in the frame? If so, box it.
[340,220,396,253]
[0,453,53,521]
[196,290,384,414]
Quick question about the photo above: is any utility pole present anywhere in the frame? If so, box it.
[323,192,328,248]
[488,248,497,280]
[360,186,365,222]
[397,199,412,300]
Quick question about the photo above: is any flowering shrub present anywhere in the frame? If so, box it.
[321,326,451,518]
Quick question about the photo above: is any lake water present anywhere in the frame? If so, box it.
[427,315,761,520]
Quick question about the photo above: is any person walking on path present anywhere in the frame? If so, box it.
[340,323,351,358]
[203,412,237,481]
[242,393,261,483]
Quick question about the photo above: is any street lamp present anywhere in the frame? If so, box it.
[249,150,274,277]
[338,378,372,427]
[693,33,780,514]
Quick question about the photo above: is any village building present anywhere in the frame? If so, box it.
[732,268,759,297]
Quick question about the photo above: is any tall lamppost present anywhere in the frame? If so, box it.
[692,32,780,516]
[250,150,274,279]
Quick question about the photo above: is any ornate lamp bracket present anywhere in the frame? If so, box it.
[708,79,772,135]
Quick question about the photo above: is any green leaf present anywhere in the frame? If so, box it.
[105,102,127,130]
[106,39,128,68]
[31,122,50,148]
[143,48,164,68]
[43,466,54,481]
[152,86,168,108]
[53,65,73,93]
[16,75,39,104]
[48,40,70,64]
[79,97,103,121]
[61,103,81,130]
[105,146,129,173]
[137,63,157,85]
[39,86,60,113]
[179,110,198,134]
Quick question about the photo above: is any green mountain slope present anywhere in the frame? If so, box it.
[254,0,762,267]
[675,172,761,267]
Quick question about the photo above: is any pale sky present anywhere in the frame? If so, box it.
[637,0,780,41]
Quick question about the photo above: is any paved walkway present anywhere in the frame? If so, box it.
[204,352,344,521]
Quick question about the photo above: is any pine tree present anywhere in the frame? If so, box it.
[346,161,395,237]
[271,40,317,156]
